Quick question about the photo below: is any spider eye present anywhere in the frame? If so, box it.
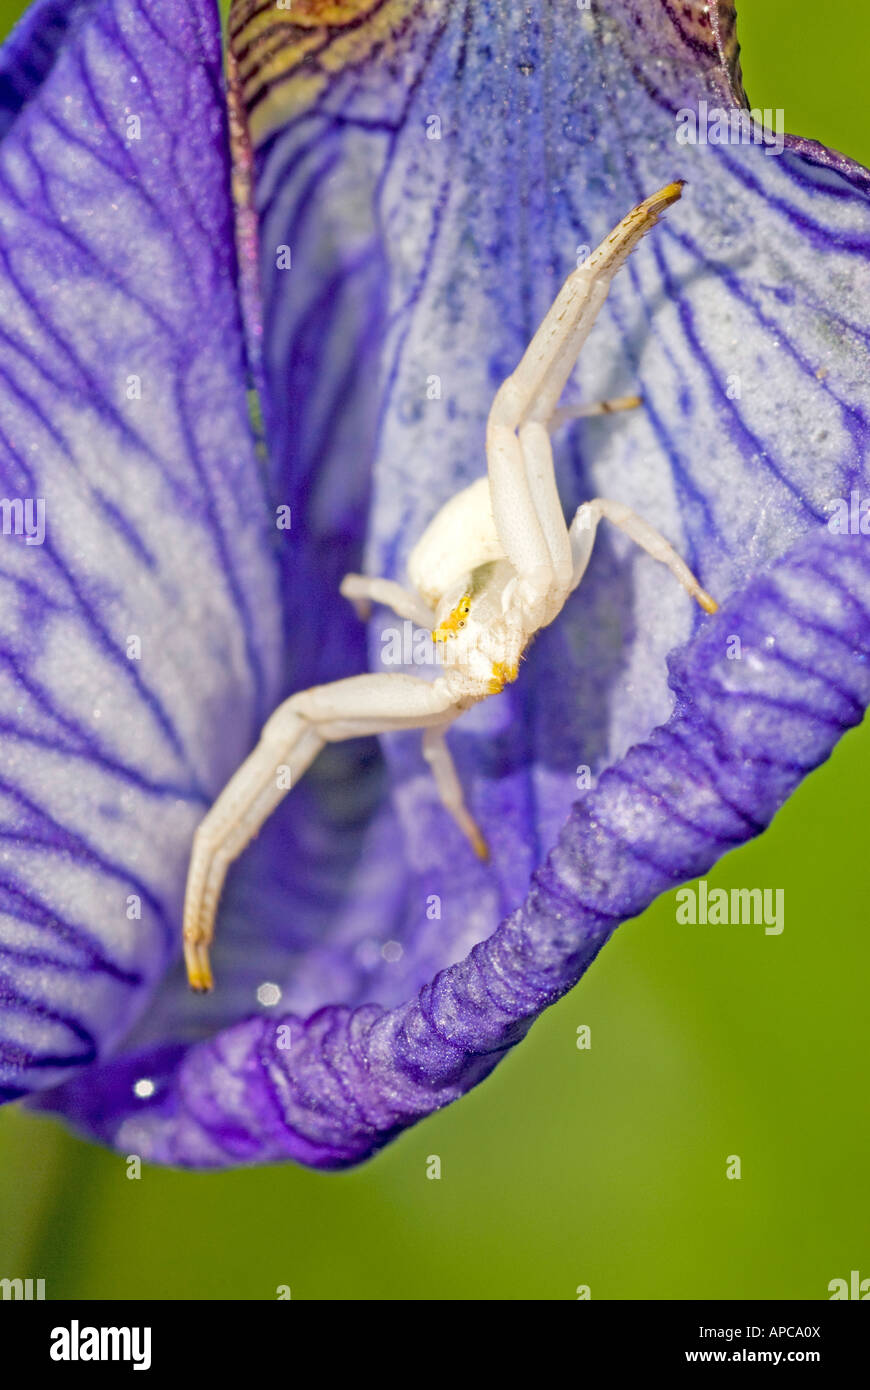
[458,620,466,629]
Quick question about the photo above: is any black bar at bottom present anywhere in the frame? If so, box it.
[0,1297,866,1373]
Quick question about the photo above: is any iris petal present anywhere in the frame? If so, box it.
[0,0,90,139]
[0,0,282,1097]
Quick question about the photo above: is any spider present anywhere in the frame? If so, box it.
[183,180,717,991]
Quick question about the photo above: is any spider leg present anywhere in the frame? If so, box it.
[339,573,435,629]
[422,724,489,861]
[183,674,456,990]
[485,183,683,619]
[568,498,717,613]
[183,714,324,991]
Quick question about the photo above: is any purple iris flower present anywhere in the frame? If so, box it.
[0,0,868,1169]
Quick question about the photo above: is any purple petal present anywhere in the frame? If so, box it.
[0,0,282,1097]
[0,0,86,139]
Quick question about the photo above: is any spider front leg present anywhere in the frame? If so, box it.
[183,673,458,990]
[485,182,685,628]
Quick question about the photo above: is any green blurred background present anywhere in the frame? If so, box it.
[0,0,867,1300]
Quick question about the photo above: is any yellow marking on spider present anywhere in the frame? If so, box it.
[487,660,519,695]
[432,595,472,642]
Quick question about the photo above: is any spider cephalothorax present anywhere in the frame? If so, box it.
[428,560,525,701]
[182,181,716,991]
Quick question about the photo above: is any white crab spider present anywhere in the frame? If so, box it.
[183,180,717,991]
